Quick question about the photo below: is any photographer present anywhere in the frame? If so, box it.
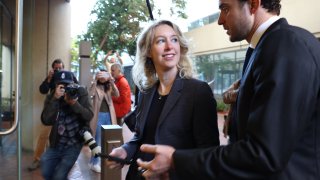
[29,59,78,171]
[39,59,78,94]
[40,70,93,180]
[103,50,123,72]
[88,69,119,173]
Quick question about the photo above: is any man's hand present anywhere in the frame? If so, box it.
[54,84,65,99]
[47,69,55,83]
[137,144,175,179]
[54,84,78,105]
[223,79,240,104]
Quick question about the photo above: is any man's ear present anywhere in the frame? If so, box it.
[249,0,260,14]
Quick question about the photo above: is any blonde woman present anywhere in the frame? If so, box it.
[107,20,220,179]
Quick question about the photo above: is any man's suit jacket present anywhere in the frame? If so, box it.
[173,18,320,180]
[122,76,220,177]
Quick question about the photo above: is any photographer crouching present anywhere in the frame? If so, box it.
[40,70,94,180]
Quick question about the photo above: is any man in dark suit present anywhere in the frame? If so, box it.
[136,0,320,179]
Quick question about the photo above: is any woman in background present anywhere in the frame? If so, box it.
[89,70,119,173]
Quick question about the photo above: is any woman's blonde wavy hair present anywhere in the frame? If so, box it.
[132,20,194,91]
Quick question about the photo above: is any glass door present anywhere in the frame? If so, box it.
[0,0,22,179]
[0,0,15,152]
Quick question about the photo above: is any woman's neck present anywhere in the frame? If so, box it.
[157,68,178,96]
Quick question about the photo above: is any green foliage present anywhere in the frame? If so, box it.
[87,0,148,56]
[78,0,187,69]
[70,39,80,72]
[170,0,188,19]
[195,55,236,82]
[216,99,229,112]
[195,56,215,81]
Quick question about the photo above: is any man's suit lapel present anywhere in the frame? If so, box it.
[241,18,288,83]
[236,18,289,139]
[157,77,183,127]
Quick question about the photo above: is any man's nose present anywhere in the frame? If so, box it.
[217,13,224,25]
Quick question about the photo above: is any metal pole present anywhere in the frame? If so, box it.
[16,0,23,179]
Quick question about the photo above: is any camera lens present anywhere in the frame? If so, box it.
[65,84,80,99]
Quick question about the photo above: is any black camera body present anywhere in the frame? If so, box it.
[65,83,80,99]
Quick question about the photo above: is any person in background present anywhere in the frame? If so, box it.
[136,0,320,179]
[106,20,220,179]
[40,70,93,180]
[29,59,77,171]
[110,63,132,125]
[39,59,78,94]
[88,69,119,173]
[104,50,123,72]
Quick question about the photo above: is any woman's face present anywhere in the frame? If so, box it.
[149,24,180,73]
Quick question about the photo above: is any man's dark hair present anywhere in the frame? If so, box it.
[51,58,65,69]
[240,0,281,15]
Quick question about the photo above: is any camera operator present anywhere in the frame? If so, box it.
[40,70,93,180]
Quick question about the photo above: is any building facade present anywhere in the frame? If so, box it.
[185,0,320,95]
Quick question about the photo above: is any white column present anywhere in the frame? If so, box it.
[79,40,92,88]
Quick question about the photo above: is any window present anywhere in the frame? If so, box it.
[194,49,246,94]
